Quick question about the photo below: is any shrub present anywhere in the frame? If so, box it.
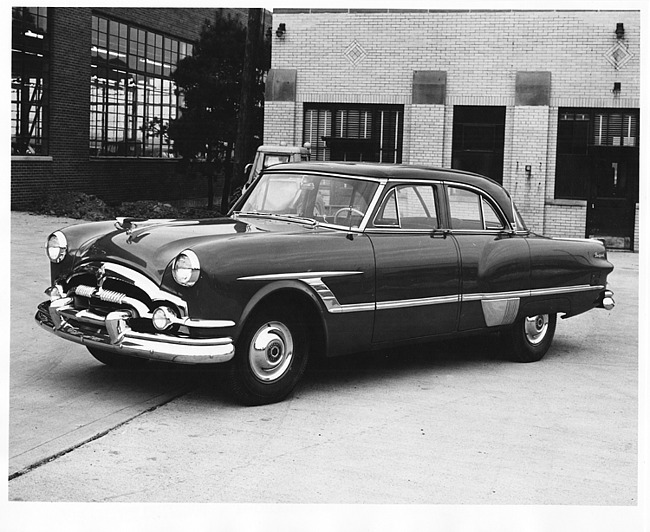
[29,192,222,221]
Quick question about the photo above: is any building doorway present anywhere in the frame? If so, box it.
[452,106,506,183]
[555,109,639,250]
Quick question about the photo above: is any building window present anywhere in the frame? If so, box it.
[452,106,506,184]
[90,15,193,157]
[555,108,640,199]
[303,104,403,163]
[11,7,48,156]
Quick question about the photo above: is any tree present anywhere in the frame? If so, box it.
[169,10,267,212]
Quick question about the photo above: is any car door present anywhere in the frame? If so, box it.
[445,184,531,332]
[367,183,460,344]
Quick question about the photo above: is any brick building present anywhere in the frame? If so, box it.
[264,9,641,251]
[11,7,252,209]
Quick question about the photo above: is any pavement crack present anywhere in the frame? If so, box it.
[8,389,190,482]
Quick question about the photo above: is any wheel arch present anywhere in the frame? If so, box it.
[236,281,329,360]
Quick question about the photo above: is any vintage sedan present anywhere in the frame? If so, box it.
[36,162,615,405]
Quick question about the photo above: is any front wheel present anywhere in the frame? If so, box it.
[503,313,557,363]
[227,307,309,405]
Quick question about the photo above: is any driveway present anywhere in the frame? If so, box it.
[6,211,643,530]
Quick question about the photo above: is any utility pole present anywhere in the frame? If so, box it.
[225,8,262,213]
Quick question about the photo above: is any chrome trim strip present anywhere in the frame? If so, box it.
[180,318,236,328]
[462,290,530,302]
[358,181,387,232]
[302,278,374,314]
[463,284,604,302]
[238,271,363,281]
[376,294,459,310]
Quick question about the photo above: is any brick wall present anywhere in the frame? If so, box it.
[11,7,247,209]
[544,203,588,239]
[505,106,550,235]
[266,9,640,248]
[408,106,445,167]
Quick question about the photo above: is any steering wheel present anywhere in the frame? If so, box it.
[333,207,365,225]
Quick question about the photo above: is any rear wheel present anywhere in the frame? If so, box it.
[87,347,148,369]
[227,307,309,406]
[504,313,557,362]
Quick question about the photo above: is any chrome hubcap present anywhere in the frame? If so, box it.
[249,321,294,382]
[524,314,549,345]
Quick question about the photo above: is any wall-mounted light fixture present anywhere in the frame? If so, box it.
[276,23,286,38]
[525,165,532,178]
[612,82,622,95]
[615,23,625,39]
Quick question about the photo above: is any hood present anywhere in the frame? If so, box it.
[74,216,329,282]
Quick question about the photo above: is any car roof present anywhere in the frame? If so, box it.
[264,161,513,209]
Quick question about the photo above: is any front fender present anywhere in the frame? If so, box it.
[236,279,328,339]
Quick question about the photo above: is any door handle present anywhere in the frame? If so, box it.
[431,229,450,238]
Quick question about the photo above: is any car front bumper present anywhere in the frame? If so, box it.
[36,299,235,364]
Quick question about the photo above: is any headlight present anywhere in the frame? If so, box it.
[46,231,68,263]
[172,250,200,287]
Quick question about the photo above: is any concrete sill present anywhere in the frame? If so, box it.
[11,156,53,162]
[546,199,587,207]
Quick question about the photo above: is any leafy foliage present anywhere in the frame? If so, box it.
[168,13,250,162]
[29,192,220,221]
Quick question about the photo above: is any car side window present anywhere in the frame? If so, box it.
[373,185,439,229]
[448,186,505,230]
[482,198,505,230]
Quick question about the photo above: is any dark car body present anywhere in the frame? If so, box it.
[36,162,615,404]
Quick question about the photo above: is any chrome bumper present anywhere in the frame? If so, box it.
[600,289,615,311]
[36,299,235,364]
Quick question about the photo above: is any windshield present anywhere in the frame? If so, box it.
[238,173,379,228]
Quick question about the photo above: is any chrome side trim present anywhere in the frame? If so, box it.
[462,284,603,302]
[376,294,459,310]
[302,278,374,314]
[240,273,605,316]
[238,271,363,282]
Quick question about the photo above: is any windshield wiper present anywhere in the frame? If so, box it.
[234,211,319,228]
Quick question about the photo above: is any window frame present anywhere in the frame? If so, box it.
[11,7,49,157]
[554,107,640,200]
[90,14,193,159]
[303,103,404,164]
[371,182,442,231]
[445,184,508,233]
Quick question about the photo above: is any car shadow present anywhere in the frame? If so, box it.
[304,333,506,389]
[59,332,527,406]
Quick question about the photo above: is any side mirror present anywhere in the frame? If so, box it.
[244,163,253,177]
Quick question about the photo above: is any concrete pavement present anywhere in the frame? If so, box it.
[8,212,202,477]
[5,212,644,527]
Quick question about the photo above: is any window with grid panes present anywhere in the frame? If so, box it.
[11,7,48,156]
[303,104,403,163]
[90,15,193,157]
[555,108,639,199]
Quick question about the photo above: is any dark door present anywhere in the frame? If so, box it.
[452,106,506,183]
[587,146,639,249]
[368,184,460,343]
